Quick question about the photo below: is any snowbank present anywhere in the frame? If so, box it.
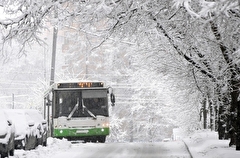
[14,137,72,158]
[183,130,240,158]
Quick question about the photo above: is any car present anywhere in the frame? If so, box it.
[23,109,48,146]
[0,110,15,158]
[162,138,171,142]
[4,109,38,150]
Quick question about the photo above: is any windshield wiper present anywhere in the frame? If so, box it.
[82,99,96,119]
[67,98,79,120]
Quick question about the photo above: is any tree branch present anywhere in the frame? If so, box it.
[150,10,217,82]
[209,20,240,76]
[155,21,216,81]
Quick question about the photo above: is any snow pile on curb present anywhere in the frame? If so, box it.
[15,137,72,158]
[183,130,240,158]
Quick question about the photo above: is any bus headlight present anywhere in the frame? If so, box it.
[102,123,109,127]
[55,125,62,128]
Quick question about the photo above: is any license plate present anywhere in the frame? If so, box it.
[76,130,89,134]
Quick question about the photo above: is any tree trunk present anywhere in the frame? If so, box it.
[203,98,207,129]
[229,80,239,148]
[237,101,240,150]
[217,88,229,140]
[214,103,218,132]
[218,104,226,140]
[209,99,214,131]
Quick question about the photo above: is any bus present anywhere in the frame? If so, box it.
[43,81,115,143]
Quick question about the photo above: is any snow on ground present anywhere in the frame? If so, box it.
[10,138,190,158]
[184,130,240,158]
[12,138,190,158]
[50,141,191,158]
[9,130,240,158]
[11,138,72,158]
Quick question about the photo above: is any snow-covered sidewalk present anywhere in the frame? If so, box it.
[183,130,240,158]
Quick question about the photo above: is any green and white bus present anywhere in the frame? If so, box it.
[44,81,115,143]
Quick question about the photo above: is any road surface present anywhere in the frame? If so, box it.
[50,141,192,158]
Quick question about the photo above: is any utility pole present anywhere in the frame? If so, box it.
[50,11,58,85]
[44,38,47,85]
[48,9,58,137]
[12,93,14,109]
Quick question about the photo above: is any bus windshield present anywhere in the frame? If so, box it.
[54,89,109,118]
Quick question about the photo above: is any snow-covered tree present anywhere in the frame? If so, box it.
[1,0,239,146]
[0,0,202,141]
[171,0,240,150]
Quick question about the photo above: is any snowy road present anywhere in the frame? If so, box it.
[12,138,192,158]
[52,141,192,158]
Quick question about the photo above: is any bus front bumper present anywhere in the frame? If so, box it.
[53,127,110,138]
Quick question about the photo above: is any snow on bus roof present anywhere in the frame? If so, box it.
[44,81,107,96]
[55,80,105,83]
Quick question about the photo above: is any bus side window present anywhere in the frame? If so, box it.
[59,97,63,116]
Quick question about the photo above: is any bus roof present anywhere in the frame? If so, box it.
[44,81,107,97]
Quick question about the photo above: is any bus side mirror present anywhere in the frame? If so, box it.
[45,93,53,106]
[47,102,52,106]
[46,98,52,106]
[110,93,115,106]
